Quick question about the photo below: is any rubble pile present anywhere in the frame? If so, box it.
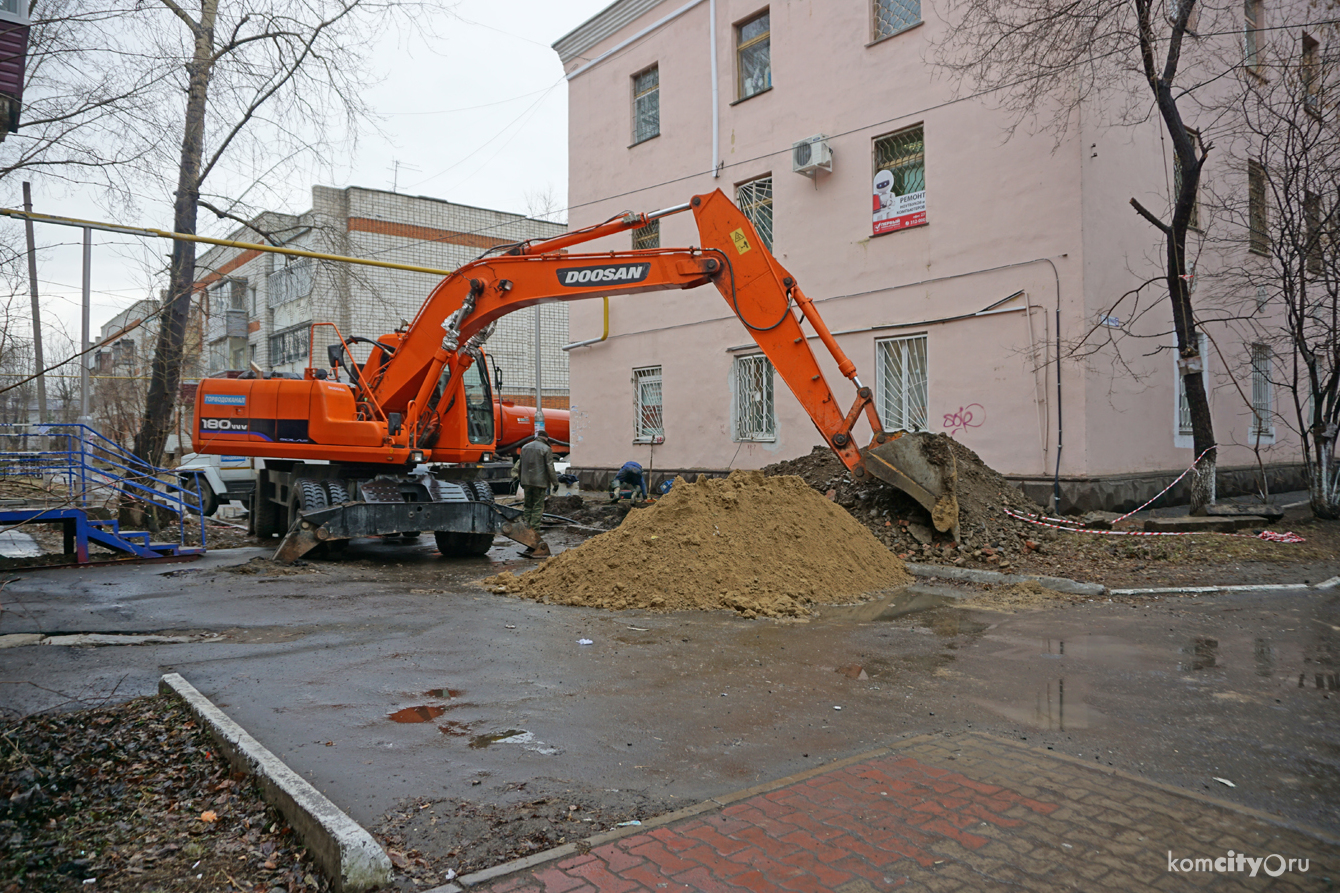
[483,470,911,618]
[763,436,1050,570]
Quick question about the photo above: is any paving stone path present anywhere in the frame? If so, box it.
[462,733,1333,892]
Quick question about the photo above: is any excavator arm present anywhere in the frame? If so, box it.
[368,189,886,475]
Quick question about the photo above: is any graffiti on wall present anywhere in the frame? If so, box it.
[943,404,984,437]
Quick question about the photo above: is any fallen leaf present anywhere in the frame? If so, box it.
[200,810,218,823]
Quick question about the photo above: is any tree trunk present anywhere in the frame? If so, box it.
[133,0,218,470]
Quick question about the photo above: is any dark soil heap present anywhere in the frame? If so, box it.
[483,470,911,618]
[762,436,1047,569]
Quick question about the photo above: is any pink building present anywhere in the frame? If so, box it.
[553,0,1306,511]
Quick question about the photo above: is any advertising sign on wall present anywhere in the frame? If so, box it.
[873,171,926,235]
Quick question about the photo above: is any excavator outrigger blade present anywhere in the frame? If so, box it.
[861,432,960,538]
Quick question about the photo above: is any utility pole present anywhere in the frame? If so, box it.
[79,227,91,425]
[22,183,47,423]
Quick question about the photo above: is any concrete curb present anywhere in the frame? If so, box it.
[1109,575,1340,597]
[158,673,392,893]
[904,562,1106,596]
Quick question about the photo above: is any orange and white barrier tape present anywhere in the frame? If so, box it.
[1002,507,1305,543]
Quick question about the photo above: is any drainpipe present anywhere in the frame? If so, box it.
[1052,303,1063,513]
[710,0,719,178]
[561,297,609,351]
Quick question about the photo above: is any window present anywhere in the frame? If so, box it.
[632,66,660,144]
[736,11,770,100]
[633,366,663,442]
[632,219,660,250]
[268,261,313,308]
[1306,190,1323,274]
[873,125,927,235]
[1173,130,1201,230]
[270,326,310,366]
[732,354,776,441]
[874,0,920,40]
[1302,33,1321,113]
[1256,285,1269,311]
[1248,159,1269,254]
[1177,333,1208,437]
[1244,0,1263,71]
[1250,343,1274,436]
[736,176,774,251]
[876,335,928,432]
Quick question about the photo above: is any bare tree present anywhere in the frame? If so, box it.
[1206,31,1340,516]
[934,0,1248,510]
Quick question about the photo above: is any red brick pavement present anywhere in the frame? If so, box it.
[459,734,1333,892]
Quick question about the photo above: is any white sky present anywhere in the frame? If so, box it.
[27,0,611,344]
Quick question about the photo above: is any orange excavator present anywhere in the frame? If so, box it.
[193,190,958,561]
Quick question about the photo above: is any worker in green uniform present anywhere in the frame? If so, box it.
[516,432,559,557]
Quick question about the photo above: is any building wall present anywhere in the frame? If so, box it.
[557,0,1304,487]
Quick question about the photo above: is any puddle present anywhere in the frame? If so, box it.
[423,688,463,699]
[439,721,476,737]
[819,587,954,623]
[468,729,561,755]
[1180,637,1220,671]
[12,632,224,647]
[388,705,447,723]
[972,677,1098,730]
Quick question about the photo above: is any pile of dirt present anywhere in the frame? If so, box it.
[762,437,1047,569]
[483,470,911,618]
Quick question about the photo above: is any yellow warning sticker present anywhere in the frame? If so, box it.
[730,228,752,254]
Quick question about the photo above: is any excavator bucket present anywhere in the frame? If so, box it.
[861,432,960,538]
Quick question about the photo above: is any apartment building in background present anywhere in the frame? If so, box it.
[193,185,570,412]
[553,0,1309,511]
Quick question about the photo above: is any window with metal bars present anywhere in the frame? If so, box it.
[1177,333,1208,436]
[1250,344,1274,436]
[873,0,920,40]
[1249,159,1269,254]
[1302,33,1321,114]
[633,219,660,250]
[1244,0,1264,70]
[1173,130,1201,230]
[633,366,663,442]
[633,66,660,144]
[270,325,310,367]
[875,335,928,432]
[732,354,776,441]
[268,261,313,308]
[873,125,927,234]
[736,11,770,100]
[736,177,773,251]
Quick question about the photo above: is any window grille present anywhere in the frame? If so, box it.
[732,355,776,441]
[876,335,928,432]
[874,0,920,39]
[633,66,660,144]
[633,219,660,250]
[269,326,310,366]
[1248,160,1269,254]
[268,261,314,308]
[633,366,663,442]
[1256,285,1269,310]
[1178,333,1208,435]
[736,11,770,100]
[1251,344,1273,435]
[874,126,926,198]
[735,177,773,251]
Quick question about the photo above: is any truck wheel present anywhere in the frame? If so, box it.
[297,479,328,513]
[252,472,281,538]
[323,479,350,505]
[183,478,219,517]
[434,531,494,557]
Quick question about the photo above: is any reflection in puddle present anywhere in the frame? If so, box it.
[439,720,476,737]
[1299,673,1339,690]
[821,589,954,623]
[469,729,526,748]
[424,688,463,699]
[388,705,447,723]
[1180,637,1219,671]
[467,729,562,755]
[972,677,1095,730]
[1254,639,1275,677]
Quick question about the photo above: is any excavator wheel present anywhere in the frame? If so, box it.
[322,479,351,505]
[434,530,494,557]
[470,480,495,503]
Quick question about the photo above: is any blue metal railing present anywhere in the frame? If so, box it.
[0,423,207,559]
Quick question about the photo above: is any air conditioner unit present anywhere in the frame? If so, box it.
[792,135,833,177]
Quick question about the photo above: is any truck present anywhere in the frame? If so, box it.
[192,189,959,562]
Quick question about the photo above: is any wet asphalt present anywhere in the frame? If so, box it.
[1,531,1336,838]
